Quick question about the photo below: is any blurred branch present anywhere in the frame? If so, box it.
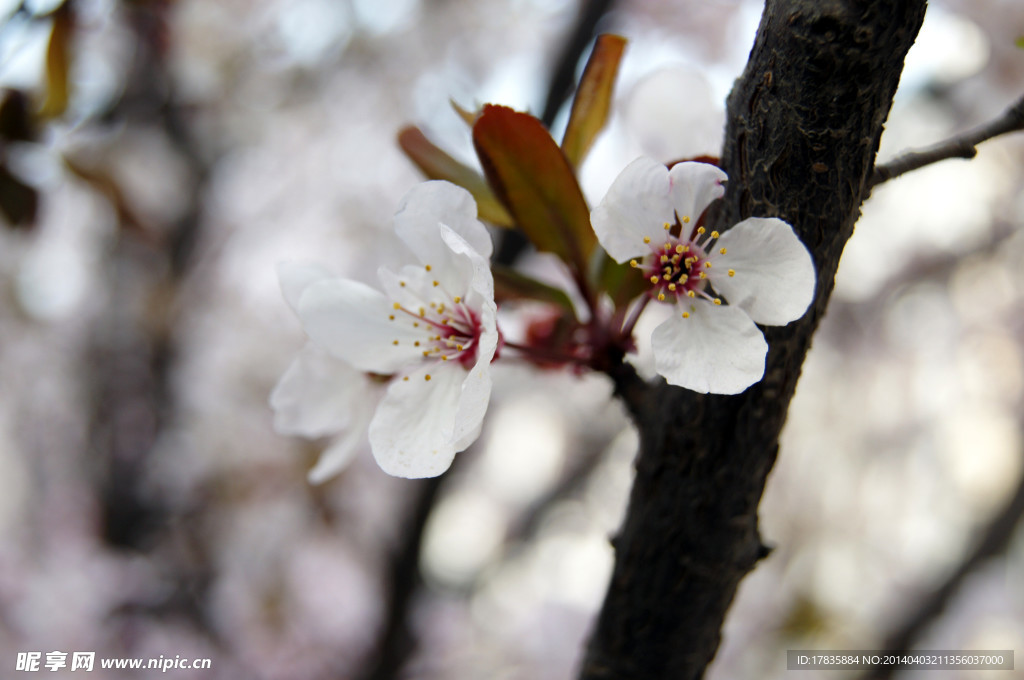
[863,466,1024,680]
[870,92,1024,189]
[354,473,447,680]
[507,434,609,543]
[540,0,618,129]
[494,0,617,267]
[85,1,218,638]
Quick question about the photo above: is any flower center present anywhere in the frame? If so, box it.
[630,222,725,303]
[387,264,483,379]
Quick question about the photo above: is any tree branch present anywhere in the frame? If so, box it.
[870,92,1024,188]
[578,2,928,678]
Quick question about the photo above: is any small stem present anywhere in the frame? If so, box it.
[618,294,651,342]
[503,339,588,366]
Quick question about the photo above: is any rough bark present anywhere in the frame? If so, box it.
[579,1,928,678]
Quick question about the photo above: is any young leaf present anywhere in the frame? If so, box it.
[492,264,576,317]
[562,34,627,168]
[450,99,478,126]
[397,126,513,227]
[39,4,72,119]
[472,105,595,276]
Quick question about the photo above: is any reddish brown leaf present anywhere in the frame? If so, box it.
[397,126,512,227]
[472,105,595,275]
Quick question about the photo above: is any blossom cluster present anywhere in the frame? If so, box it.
[272,156,815,481]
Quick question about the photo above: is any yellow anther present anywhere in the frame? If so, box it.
[650,275,659,284]
[660,255,669,263]
[457,344,464,351]
[664,242,671,249]
[389,315,395,321]
[710,231,720,239]
[675,245,685,254]
[713,298,722,305]
[393,302,401,310]
[663,274,672,281]
[442,356,448,361]
[425,374,432,381]
[668,283,677,291]
[687,290,696,298]
[704,261,712,268]
[433,280,439,287]
[441,318,450,325]
[400,281,406,287]
[422,350,430,357]
[629,259,638,268]
[414,341,420,347]
[682,311,690,318]
[663,222,672,230]
[403,376,409,381]
[657,293,666,301]
[438,304,445,313]
[728,269,736,277]
[697,226,706,235]
[699,271,707,279]
[425,264,432,272]
[454,296,461,303]
[392,340,399,345]
[434,335,441,341]
[719,247,727,255]
[418,307,425,316]
[643,236,651,244]
[429,302,436,308]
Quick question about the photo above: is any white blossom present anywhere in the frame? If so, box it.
[272,181,498,479]
[592,157,815,394]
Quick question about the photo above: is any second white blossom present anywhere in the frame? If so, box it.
[592,157,815,394]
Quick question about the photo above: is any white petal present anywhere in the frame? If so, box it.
[307,391,378,484]
[667,161,727,225]
[368,361,465,478]
[591,157,674,263]
[652,300,767,394]
[277,261,334,314]
[269,344,365,437]
[394,181,493,264]
[378,265,440,312]
[307,429,364,484]
[297,278,426,373]
[440,223,494,303]
[710,217,815,325]
[451,302,497,451]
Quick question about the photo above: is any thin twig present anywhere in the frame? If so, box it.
[863,463,1024,680]
[354,473,447,680]
[870,92,1024,188]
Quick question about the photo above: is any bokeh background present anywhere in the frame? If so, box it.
[0,0,1022,678]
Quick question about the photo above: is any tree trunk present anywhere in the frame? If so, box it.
[579,1,928,678]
